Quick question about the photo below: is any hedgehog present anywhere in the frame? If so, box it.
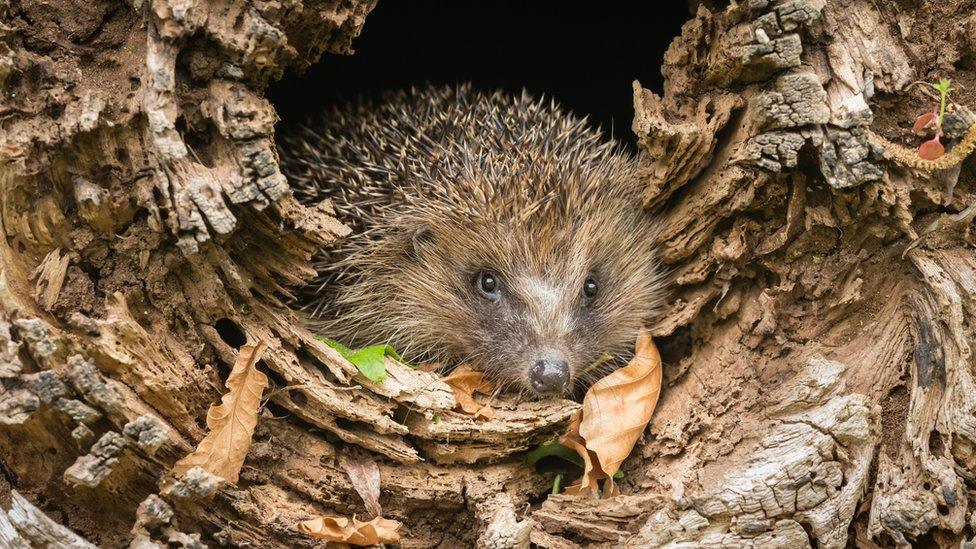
[279,85,666,397]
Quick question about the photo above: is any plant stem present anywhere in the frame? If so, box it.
[935,78,952,130]
[939,88,948,127]
[551,474,563,495]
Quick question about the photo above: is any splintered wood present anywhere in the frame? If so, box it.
[4,0,976,545]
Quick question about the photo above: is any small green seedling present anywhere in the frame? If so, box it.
[317,337,411,382]
[912,78,954,160]
[527,439,625,491]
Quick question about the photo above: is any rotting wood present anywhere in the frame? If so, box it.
[2,0,976,547]
[539,0,976,547]
[1,491,97,548]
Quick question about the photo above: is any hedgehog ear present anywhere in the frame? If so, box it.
[410,225,436,261]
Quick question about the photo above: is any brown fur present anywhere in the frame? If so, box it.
[279,85,666,395]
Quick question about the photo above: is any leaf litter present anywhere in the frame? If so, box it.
[173,341,269,483]
[305,327,660,545]
[339,447,383,518]
[298,435,404,544]
[549,327,662,497]
[296,515,402,545]
[442,364,497,420]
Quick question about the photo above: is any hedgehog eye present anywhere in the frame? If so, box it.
[476,271,501,300]
[583,277,599,299]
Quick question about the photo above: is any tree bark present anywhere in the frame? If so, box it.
[1,0,975,547]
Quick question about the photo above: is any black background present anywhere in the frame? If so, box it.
[268,2,692,148]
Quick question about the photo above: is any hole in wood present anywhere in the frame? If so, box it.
[214,318,247,348]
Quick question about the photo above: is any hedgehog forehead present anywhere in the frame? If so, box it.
[422,200,642,281]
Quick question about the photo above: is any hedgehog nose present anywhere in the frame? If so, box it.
[529,358,570,394]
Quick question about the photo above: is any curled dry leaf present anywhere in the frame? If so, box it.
[296,515,402,545]
[339,448,383,518]
[562,327,662,497]
[172,341,269,483]
[442,364,496,420]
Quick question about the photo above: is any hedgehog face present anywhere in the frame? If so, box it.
[466,268,602,395]
[314,196,665,399]
[389,205,665,398]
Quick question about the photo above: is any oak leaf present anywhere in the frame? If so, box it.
[172,341,269,483]
[296,515,402,545]
[563,327,662,497]
[442,365,496,420]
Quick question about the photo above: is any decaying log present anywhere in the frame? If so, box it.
[0,0,581,544]
[2,0,976,547]
[534,0,976,547]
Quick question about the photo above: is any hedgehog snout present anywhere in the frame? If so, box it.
[526,349,571,395]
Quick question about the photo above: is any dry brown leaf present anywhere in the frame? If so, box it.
[559,411,593,490]
[173,341,269,483]
[296,515,402,545]
[417,361,443,373]
[563,327,662,497]
[443,364,496,420]
[339,448,383,518]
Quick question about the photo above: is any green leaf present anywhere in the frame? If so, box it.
[926,78,954,127]
[317,337,411,382]
[346,346,393,382]
[931,78,952,93]
[528,441,626,484]
[527,440,584,468]
[319,337,352,356]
